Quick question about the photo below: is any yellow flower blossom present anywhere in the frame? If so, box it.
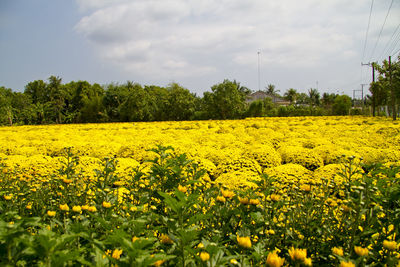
[221,189,235,198]
[111,249,122,259]
[47,210,56,217]
[153,260,165,266]
[102,201,112,208]
[266,252,285,267]
[332,247,344,256]
[59,204,69,211]
[289,247,307,261]
[199,252,210,261]
[160,234,173,244]
[87,206,97,212]
[72,205,82,213]
[340,261,355,267]
[239,197,249,205]
[216,195,226,203]
[237,236,252,248]
[354,246,369,257]
[178,185,187,193]
[270,194,281,202]
[249,198,260,205]
[383,240,397,251]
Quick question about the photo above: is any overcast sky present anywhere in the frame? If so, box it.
[1,0,399,96]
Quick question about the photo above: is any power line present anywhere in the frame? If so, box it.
[388,30,400,56]
[391,46,400,57]
[369,0,394,61]
[362,0,374,62]
[378,22,400,61]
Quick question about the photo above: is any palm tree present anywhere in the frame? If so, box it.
[265,84,280,103]
[284,88,298,104]
[308,88,320,107]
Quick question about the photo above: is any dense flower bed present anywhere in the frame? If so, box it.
[0,116,399,266]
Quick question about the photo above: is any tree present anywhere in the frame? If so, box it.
[246,100,264,117]
[24,80,48,104]
[145,85,169,121]
[332,95,352,115]
[0,86,13,125]
[103,82,131,121]
[372,56,400,119]
[47,76,65,123]
[308,88,320,107]
[284,88,298,104]
[203,79,249,119]
[165,83,196,121]
[265,84,279,95]
[119,82,152,122]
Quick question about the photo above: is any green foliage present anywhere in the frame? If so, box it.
[1,147,399,266]
[332,95,352,115]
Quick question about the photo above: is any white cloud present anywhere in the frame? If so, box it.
[74,0,400,93]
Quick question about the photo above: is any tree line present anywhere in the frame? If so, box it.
[0,56,398,125]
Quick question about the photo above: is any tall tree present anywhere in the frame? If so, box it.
[0,86,13,125]
[284,88,298,104]
[119,82,152,122]
[204,79,249,119]
[308,88,320,107]
[47,76,65,123]
[165,83,196,121]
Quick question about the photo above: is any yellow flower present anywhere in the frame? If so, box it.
[132,236,139,243]
[216,195,226,203]
[111,249,122,259]
[267,229,275,235]
[237,236,252,249]
[62,178,73,184]
[270,194,281,202]
[26,204,32,210]
[230,259,239,265]
[289,247,307,261]
[249,198,260,205]
[304,257,312,266]
[59,204,69,211]
[199,251,210,261]
[81,204,89,210]
[72,205,82,213]
[178,185,187,193]
[383,240,397,251]
[221,189,235,198]
[266,252,285,267]
[47,210,56,217]
[160,234,173,244]
[300,184,312,192]
[331,247,344,256]
[197,242,204,248]
[354,246,368,257]
[340,260,355,267]
[3,195,12,200]
[153,260,165,266]
[239,197,249,205]
[87,206,97,212]
[102,201,112,208]
[113,180,124,187]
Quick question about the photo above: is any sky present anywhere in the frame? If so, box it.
[0,0,399,97]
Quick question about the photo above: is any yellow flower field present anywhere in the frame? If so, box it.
[0,116,399,266]
[0,116,399,187]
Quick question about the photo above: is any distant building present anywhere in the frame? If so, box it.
[246,91,290,106]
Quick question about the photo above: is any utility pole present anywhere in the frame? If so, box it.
[389,56,396,120]
[257,51,261,92]
[361,62,375,82]
[362,62,375,116]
